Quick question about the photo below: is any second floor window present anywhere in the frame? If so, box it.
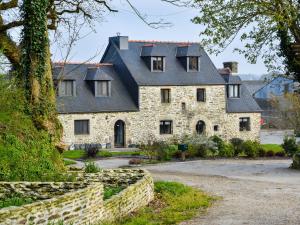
[239,117,250,131]
[59,80,75,96]
[74,120,90,135]
[228,84,240,98]
[188,57,199,71]
[152,57,164,72]
[197,88,206,102]
[161,89,171,103]
[160,120,173,134]
[96,81,110,97]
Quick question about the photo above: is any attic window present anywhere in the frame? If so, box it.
[151,57,164,72]
[95,81,111,97]
[227,84,240,98]
[188,57,199,71]
[59,80,75,97]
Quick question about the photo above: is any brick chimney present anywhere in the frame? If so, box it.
[223,61,238,74]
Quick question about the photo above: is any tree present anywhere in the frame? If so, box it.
[192,0,300,82]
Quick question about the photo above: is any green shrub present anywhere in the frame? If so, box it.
[103,186,123,200]
[99,150,113,157]
[84,145,100,158]
[0,76,65,181]
[210,135,225,151]
[219,143,234,157]
[242,140,259,158]
[282,136,298,157]
[265,150,275,157]
[84,162,101,173]
[183,135,217,158]
[275,151,286,157]
[291,152,300,169]
[230,138,244,156]
[0,193,34,209]
[258,147,266,157]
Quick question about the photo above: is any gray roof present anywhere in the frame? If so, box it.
[226,83,262,113]
[242,80,266,96]
[104,41,225,86]
[53,63,138,113]
[176,45,202,57]
[141,45,167,57]
[85,67,113,81]
[222,74,242,84]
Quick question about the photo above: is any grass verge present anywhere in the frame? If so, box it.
[261,144,283,153]
[63,159,77,166]
[62,150,142,160]
[104,181,214,225]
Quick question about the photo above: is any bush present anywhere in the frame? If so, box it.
[218,143,235,157]
[210,135,225,151]
[291,152,300,169]
[282,136,298,157]
[265,150,275,157]
[129,158,143,165]
[242,140,259,158]
[275,151,286,157]
[258,147,266,157]
[183,135,217,158]
[84,144,100,158]
[230,138,244,156]
[84,161,101,173]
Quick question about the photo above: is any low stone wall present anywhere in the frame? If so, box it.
[0,169,154,225]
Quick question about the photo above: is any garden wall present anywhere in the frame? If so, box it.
[0,169,154,225]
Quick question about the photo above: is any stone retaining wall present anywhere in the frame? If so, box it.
[0,169,154,225]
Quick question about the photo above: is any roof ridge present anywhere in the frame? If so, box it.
[129,40,200,44]
[53,62,113,67]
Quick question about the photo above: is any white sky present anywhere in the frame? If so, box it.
[50,0,269,75]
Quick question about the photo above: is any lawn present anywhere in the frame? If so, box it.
[63,159,77,166]
[103,181,214,225]
[62,150,142,160]
[261,144,284,153]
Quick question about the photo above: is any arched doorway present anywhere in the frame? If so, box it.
[114,120,125,147]
[196,120,206,135]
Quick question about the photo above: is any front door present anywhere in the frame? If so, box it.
[114,120,125,147]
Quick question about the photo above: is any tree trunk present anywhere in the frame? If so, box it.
[21,0,62,143]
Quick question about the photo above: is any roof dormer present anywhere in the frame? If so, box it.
[176,45,202,72]
[141,44,166,72]
[85,67,113,97]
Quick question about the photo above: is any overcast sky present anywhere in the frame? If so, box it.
[50,0,268,76]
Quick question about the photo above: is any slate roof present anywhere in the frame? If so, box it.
[53,63,138,113]
[141,44,167,57]
[176,45,202,57]
[242,80,266,96]
[104,40,225,86]
[85,67,114,81]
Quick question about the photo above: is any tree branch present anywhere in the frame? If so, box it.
[0,0,18,10]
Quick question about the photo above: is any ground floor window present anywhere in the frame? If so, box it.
[160,120,173,134]
[214,125,219,131]
[74,120,89,135]
[239,117,250,131]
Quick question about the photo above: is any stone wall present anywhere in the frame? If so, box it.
[58,85,261,147]
[0,170,154,225]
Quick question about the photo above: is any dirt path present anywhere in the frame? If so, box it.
[144,160,300,225]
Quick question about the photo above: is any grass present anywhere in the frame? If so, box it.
[103,186,124,200]
[103,181,214,225]
[62,150,142,160]
[261,144,284,153]
[0,194,34,209]
[63,159,76,166]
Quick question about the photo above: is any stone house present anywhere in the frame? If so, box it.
[54,36,262,148]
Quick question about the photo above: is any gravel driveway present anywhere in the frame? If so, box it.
[143,159,300,225]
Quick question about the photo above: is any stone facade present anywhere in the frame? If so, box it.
[0,169,154,225]
[59,85,261,147]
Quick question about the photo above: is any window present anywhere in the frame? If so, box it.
[228,84,240,98]
[181,102,186,111]
[96,81,110,97]
[239,117,250,131]
[152,57,164,72]
[196,120,206,135]
[161,89,171,103]
[197,88,206,102]
[188,57,199,71]
[214,125,219,131]
[74,120,89,135]
[160,120,173,134]
[59,80,75,96]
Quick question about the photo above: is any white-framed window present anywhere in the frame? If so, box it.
[151,56,164,72]
[59,80,75,96]
[228,84,240,98]
[95,81,111,97]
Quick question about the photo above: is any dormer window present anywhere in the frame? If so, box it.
[59,80,76,97]
[95,80,111,97]
[188,57,199,72]
[151,57,165,72]
[227,84,240,98]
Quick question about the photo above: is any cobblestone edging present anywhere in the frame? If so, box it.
[0,169,154,225]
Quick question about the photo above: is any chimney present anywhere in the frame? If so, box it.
[223,61,238,74]
[110,35,128,50]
